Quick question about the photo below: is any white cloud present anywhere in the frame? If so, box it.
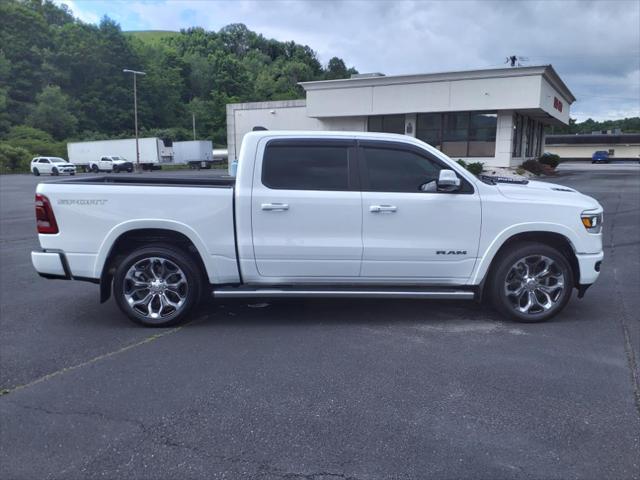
[54,0,100,24]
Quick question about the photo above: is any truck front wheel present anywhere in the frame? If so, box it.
[113,244,202,327]
[489,242,574,323]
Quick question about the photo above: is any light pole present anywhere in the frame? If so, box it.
[123,69,146,173]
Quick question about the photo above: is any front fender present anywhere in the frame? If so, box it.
[470,222,580,285]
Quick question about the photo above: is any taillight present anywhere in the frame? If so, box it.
[35,194,58,234]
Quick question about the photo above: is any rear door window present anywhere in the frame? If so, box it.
[262,141,352,191]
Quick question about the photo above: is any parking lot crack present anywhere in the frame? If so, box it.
[0,326,184,397]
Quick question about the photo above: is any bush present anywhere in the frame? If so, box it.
[521,159,545,175]
[539,153,560,169]
[466,162,484,175]
[456,159,484,175]
[0,144,31,173]
[541,164,555,176]
[5,125,66,158]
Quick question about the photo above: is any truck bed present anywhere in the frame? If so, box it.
[51,174,236,188]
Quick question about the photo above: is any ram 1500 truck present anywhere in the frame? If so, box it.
[32,131,604,327]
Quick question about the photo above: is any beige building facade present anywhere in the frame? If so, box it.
[227,66,575,168]
[545,133,640,160]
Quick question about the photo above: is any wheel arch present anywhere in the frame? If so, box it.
[474,229,580,300]
[97,223,212,303]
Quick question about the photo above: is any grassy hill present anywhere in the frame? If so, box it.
[124,30,179,45]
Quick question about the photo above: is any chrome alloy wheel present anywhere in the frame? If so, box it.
[123,257,188,320]
[504,255,565,315]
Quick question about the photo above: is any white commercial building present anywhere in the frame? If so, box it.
[226,65,575,168]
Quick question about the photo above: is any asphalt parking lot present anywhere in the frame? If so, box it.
[1,166,638,479]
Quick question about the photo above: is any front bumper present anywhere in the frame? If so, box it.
[576,251,603,285]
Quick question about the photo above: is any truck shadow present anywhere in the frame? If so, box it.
[189,297,506,329]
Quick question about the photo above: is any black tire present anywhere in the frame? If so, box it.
[70,172,75,176]
[488,242,574,323]
[91,164,99,173]
[52,167,59,176]
[113,165,119,173]
[32,168,40,176]
[113,244,203,327]
[127,167,133,173]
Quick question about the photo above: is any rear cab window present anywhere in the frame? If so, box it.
[261,139,357,191]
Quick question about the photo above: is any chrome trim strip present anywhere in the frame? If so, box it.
[213,289,475,300]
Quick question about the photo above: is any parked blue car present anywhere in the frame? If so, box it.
[591,151,610,164]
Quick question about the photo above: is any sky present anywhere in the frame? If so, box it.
[55,0,640,122]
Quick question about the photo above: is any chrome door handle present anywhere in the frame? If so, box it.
[369,205,397,213]
[261,203,289,211]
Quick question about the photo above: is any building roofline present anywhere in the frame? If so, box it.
[545,133,640,145]
[300,65,576,103]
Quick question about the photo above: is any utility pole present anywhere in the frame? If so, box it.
[123,69,146,173]
[192,112,196,140]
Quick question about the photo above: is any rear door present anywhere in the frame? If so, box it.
[251,138,362,278]
[38,158,51,174]
[359,141,481,281]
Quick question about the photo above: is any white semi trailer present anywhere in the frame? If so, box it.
[67,138,173,172]
[172,140,214,169]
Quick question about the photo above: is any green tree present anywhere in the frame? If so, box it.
[325,57,347,80]
[27,85,78,139]
[0,0,361,153]
[5,125,66,157]
[0,144,31,173]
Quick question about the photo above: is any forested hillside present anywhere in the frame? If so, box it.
[0,0,357,171]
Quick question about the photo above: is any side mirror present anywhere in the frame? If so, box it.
[436,169,461,192]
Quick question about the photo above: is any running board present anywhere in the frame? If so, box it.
[213,287,475,300]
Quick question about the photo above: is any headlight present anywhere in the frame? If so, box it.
[581,211,603,234]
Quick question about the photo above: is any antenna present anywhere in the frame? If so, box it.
[505,55,529,67]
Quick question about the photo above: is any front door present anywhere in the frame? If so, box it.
[251,138,362,278]
[359,141,481,281]
[99,157,112,170]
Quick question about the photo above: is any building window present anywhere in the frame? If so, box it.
[512,113,523,157]
[368,115,405,134]
[468,112,497,157]
[525,117,536,157]
[416,113,443,150]
[442,112,469,157]
[536,123,544,157]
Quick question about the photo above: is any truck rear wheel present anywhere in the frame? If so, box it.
[113,244,202,327]
[489,242,574,323]
[91,164,99,173]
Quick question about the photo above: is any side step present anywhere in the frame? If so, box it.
[213,286,475,300]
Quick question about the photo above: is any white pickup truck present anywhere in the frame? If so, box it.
[32,131,604,327]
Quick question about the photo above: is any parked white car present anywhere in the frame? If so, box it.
[31,157,76,176]
[89,156,134,173]
[31,131,604,327]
